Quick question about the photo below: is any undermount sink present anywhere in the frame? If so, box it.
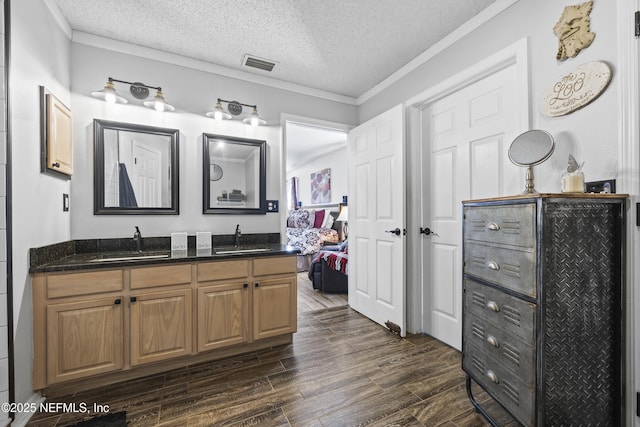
[88,253,170,263]
[214,247,270,255]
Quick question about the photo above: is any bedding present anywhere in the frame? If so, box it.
[286,208,340,272]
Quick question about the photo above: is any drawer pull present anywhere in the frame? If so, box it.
[486,301,500,312]
[487,222,500,231]
[486,370,499,384]
[486,335,500,348]
[487,261,500,271]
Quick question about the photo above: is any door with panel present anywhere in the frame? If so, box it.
[348,104,406,335]
[421,65,521,349]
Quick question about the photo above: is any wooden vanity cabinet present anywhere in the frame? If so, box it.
[33,254,297,391]
[129,264,193,366]
[197,260,250,352]
[253,257,297,340]
[34,270,125,387]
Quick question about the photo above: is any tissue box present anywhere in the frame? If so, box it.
[171,232,188,258]
[196,232,212,256]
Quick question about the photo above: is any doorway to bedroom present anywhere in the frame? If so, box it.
[282,116,352,313]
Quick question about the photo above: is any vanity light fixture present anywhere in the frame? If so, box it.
[91,77,175,112]
[206,98,266,126]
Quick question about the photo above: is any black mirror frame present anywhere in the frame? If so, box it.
[93,119,180,215]
[202,133,267,215]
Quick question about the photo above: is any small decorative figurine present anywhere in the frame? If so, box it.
[562,155,585,193]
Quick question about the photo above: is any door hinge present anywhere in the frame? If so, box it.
[637,391,640,417]
[635,11,640,37]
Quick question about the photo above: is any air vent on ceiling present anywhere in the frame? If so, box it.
[242,54,277,72]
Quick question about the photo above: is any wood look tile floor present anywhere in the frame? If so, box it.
[27,275,515,427]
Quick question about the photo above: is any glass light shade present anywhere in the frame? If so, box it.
[91,81,127,104]
[242,107,266,126]
[206,101,231,120]
[143,90,175,112]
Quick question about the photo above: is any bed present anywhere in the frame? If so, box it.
[286,208,340,271]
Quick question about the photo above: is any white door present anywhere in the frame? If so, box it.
[132,142,162,207]
[348,104,406,336]
[421,65,521,349]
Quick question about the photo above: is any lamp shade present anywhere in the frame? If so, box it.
[143,89,175,112]
[91,80,127,104]
[242,107,266,126]
[206,100,231,120]
[336,206,348,222]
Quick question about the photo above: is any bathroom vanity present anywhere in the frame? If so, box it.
[30,242,298,394]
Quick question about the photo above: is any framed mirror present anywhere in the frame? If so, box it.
[94,119,179,215]
[203,133,266,214]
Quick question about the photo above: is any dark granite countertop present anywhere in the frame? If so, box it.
[29,233,299,273]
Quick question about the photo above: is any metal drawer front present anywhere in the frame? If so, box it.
[463,340,534,427]
[464,311,535,383]
[464,242,536,298]
[464,279,535,345]
[464,204,535,249]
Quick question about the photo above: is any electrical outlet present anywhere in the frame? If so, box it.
[266,200,279,212]
[585,179,616,194]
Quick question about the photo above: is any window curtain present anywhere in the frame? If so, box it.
[289,177,299,210]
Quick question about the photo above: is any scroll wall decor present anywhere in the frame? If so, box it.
[553,1,595,61]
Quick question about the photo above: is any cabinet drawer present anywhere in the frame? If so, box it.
[464,311,535,381]
[253,256,296,277]
[464,242,536,298]
[130,264,192,289]
[464,204,535,248]
[464,341,534,427]
[464,279,535,345]
[197,260,250,282]
[47,270,124,299]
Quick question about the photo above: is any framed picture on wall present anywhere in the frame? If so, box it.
[310,168,331,204]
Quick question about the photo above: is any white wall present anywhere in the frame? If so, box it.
[286,146,347,209]
[11,0,72,410]
[360,0,620,192]
[69,42,357,238]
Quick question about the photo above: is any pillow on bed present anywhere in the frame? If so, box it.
[287,209,312,228]
[322,210,335,228]
[314,209,326,228]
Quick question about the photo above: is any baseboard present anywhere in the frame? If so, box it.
[8,392,44,427]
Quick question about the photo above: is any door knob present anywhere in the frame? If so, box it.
[420,227,432,235]
[385,228,402,236]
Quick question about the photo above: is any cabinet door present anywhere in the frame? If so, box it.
[198,282,249,352]
[253,275,297,340]
[47,297,124,384]
[130,288,193,366]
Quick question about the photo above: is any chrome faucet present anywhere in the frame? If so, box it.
[234,224,241,247]
[133,226,143,252]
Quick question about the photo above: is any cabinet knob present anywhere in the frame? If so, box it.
[114,298,121,305]
[486,301,500,312]
[52,162,60,168]
[486,370,499,384]
[130,296,137,302]
[487,222,500,231]
[255,282,260,288]
[487,261,500,271]
[486,335,500,348]
[244,283,249,288]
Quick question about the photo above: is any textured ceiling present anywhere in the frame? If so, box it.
[51,0,496,98]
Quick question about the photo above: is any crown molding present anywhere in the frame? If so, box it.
[357,0,520,105]
[42,0,72,39]
[71,31,357,106]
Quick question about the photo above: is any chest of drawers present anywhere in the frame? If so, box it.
[462,195,626,426]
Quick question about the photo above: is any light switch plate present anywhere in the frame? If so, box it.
[63,194,69,211]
